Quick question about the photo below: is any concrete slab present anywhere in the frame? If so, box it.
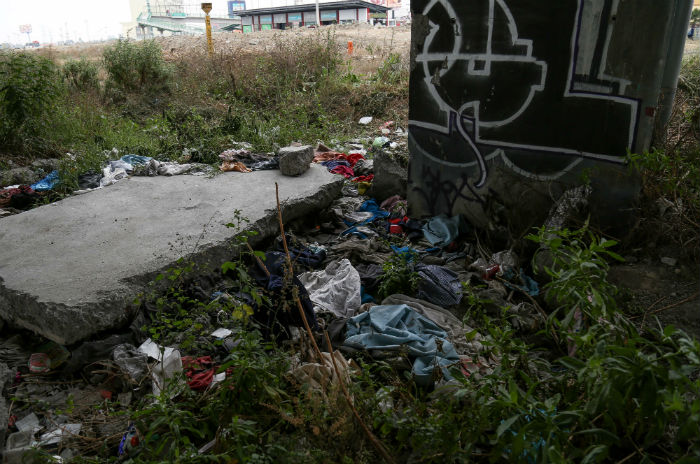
[0,165,343,345]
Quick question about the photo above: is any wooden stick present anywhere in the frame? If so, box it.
[650,291,699,315]
[323,331,396,464]
[275,182,323,361]
[246,241,270,278]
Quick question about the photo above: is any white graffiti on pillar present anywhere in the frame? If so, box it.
[409,0,639,187]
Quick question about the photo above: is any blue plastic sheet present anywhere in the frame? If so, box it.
[344,304,460,386]
[120,155,152,166]
[422,215,461,248]
[30,170,59,191]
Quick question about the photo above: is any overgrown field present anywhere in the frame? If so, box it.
[0,27,409,190]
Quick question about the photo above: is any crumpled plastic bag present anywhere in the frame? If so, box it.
[113,344,149,382]
[30,170,59,191]
[100,166,128,187]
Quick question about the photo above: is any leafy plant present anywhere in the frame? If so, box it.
[527,222,624,336]
[103,39,172,94]
[377,250,419,300]
[0,52,63,149]
[374,53,406,85]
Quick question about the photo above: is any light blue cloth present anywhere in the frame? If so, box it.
[30,170,59,191]
[344,304,460,386]
[120,154,152,166]
[422,215,461,248]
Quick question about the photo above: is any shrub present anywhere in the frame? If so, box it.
[63,58,99,90]
[103,39,171,94]
[0,52,63,150]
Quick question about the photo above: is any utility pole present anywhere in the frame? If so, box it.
[201,3,213,57]
[315,0,320,26]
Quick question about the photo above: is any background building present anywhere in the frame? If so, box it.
[238,0,389,31]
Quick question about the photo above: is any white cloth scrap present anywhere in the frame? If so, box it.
[299,259,361,318]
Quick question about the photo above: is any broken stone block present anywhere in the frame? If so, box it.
[369,152,407,202]
[278,145,314,177]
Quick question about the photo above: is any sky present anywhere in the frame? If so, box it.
[0,0,132,44]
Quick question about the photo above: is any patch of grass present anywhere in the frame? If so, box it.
[63,58,99,91]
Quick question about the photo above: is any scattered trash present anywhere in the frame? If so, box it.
[211,328,233,339]
[300,259,362,318]
[120,155,152,167]
[660,256,677,266]
[372,136,390,148]
[416,264,463,307]
[112,344,149,383]
[37,423,82,446]
[344,304,460,387]
[100,165,128,187]
[220,160,252,172]
[77,171,102,190]
[358,116,373,125]
[15,413,40,433]
[287,351,354,395]
[137,339,183,397]
[1,184,41,209]
[423,215,461,248]
[28,353,51,373]
[4,430,35,464]
[182,356,217,391]
[118,424,141,457]
[30,170,60,192]
[381,294,484,356]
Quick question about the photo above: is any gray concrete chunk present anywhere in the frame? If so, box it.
[278,145,314,176]
[0,166,342,345]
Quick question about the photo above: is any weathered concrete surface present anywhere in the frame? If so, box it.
[0,165,343,345]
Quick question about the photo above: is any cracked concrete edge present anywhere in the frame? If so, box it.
[0,178,344,346]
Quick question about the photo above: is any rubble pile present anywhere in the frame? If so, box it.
[0,120,548,462]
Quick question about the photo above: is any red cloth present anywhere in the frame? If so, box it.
[388,216,410,234]
[337,153,365,167]
[352,175,374,183]
[313,151,344,163]
[0,185,35,207]
[330,165,354,179]
[181,356,216,391]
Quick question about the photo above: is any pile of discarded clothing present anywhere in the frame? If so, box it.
[313,144,374,190]
[219,146,279,173]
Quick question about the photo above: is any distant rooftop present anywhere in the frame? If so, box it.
[238,0,390,16]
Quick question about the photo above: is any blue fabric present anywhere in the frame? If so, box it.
[121,155,152,166]
[321,160,351,170]
[30,170,59,191]
[390,245,417,261]
[502,269,540,296]
[360,286,375,304]
[344,305,459,386]
[416,264,463,307]
[359,199,390,222]
[422,215,461,248]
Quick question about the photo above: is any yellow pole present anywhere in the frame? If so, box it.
[201,3,213,57]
